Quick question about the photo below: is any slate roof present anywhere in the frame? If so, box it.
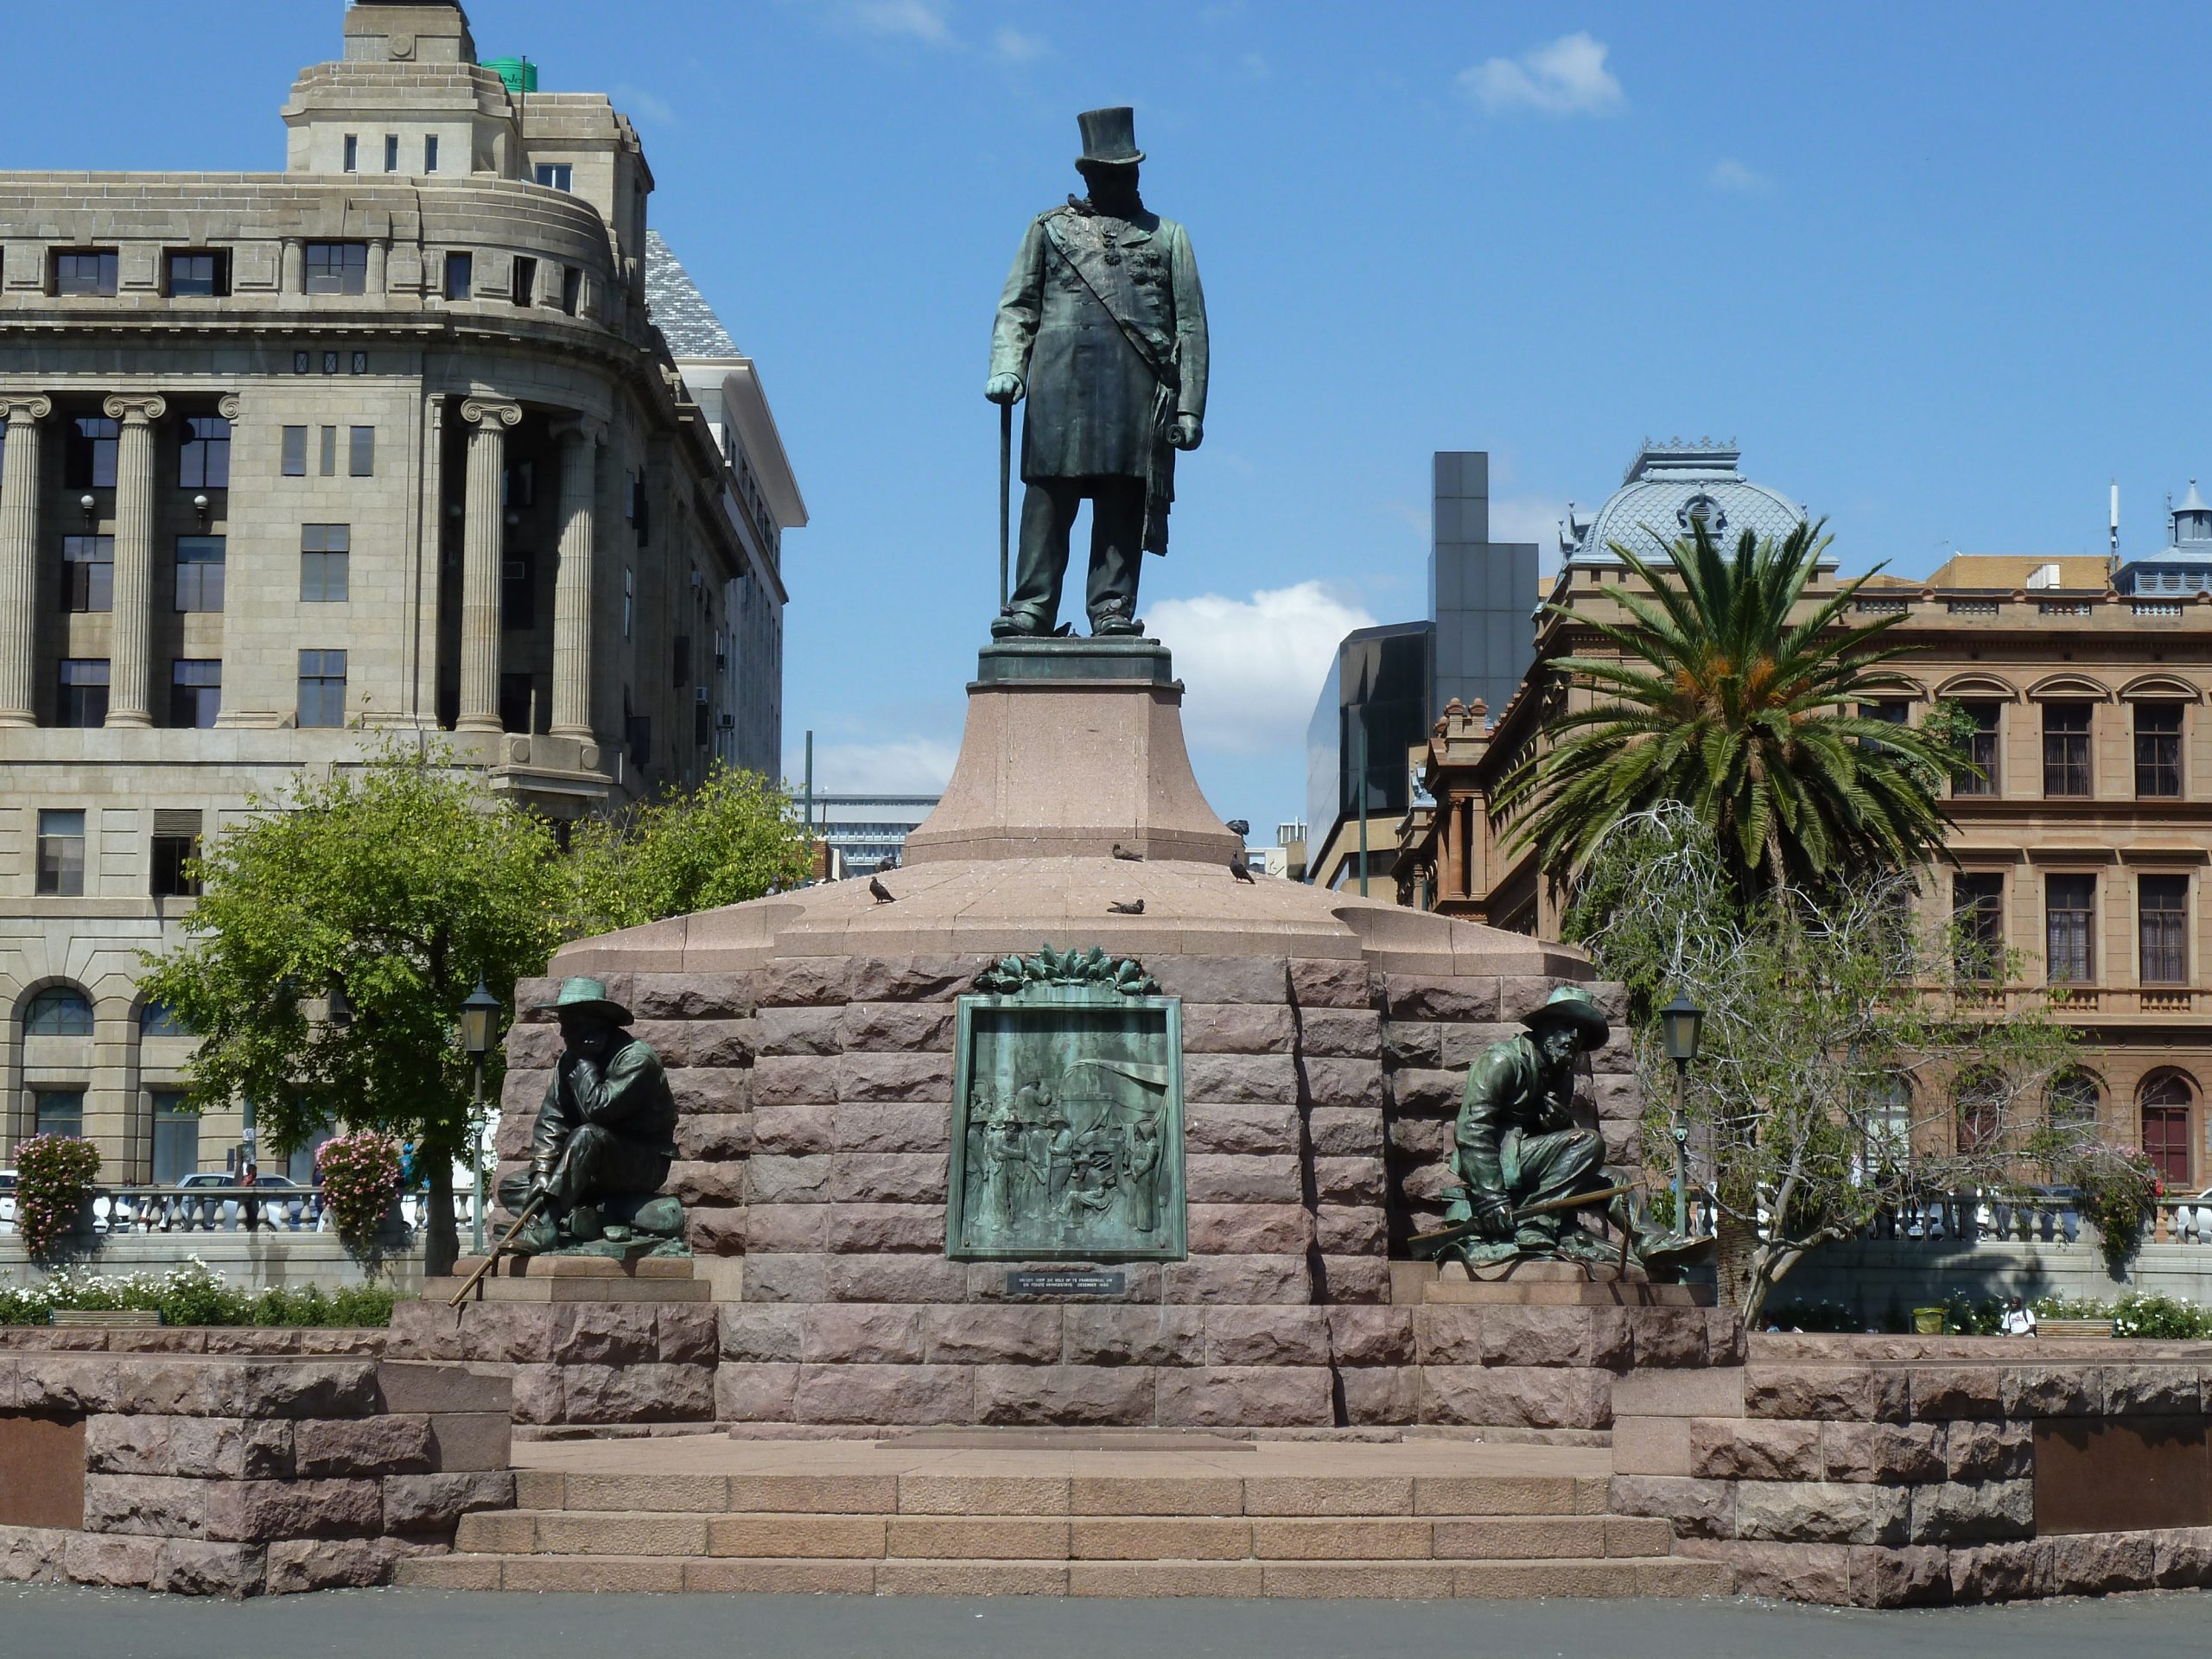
[1567,441,1806,564]
[644,229,739,359]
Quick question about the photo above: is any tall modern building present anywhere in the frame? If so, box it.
[1304,449,1536,888]
[0,1,803,1180]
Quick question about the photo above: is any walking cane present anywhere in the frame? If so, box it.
[998,400,1013,613]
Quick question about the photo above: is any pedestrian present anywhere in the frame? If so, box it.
[2000,1294,2037,1337]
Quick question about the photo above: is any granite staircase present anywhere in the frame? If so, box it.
[396,1437,1732,1598]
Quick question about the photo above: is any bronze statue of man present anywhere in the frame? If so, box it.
[987,106,1209,639]
[497,976,683,1254]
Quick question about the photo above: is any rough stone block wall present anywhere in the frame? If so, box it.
[1611,1334,2212,1606]
[388,1300,718,1431]
[0,1353,513,1597]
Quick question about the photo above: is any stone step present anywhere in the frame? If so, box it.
[454,1508,1678,1562]
[400,1552,1733,1599]
[512,1468,1607,1518]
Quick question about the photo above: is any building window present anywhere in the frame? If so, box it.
[423,135,440,174]
[2042,702,2093,797]
[178,416,231,489]
[2049,1070,2100,1134]
[303,241,368,296]
[2044,873,2097,985]
[174,537,225,613]
[504,461,536,510]
[512,256,537,307]
[349,426,375,478]
[319,425,338,477]
[499,671,535,735]
[142,1001,189,1039]
[32,1089,85,1140]
[282,425,308,477]
[560,266,582,315]
[168,659,221,728]
[623,568,633,638]
[671,634,690,689]
[343,134,359,172]
[63,416,118,489]
[1954,872,2005,978]
[383,133,400,173]
[57,659,109,728]
[165,251,230,298]
[151,1091,199,1185]
[535,162,574,192]
[34,807,85,896]
[297,650,346,728]
[1955,1070,2002,1155]
[2140,874,2190,985]
[151,809,203,898]
[2140,1073,2195,1185]
[300,525,351,601]
[502,550,536,629]
[26,985,93,1036]
[52,250,118,297]
[1954,701,1999,797]
[444,251,473,301]
[2135,703,2183,798]
[60,536,114,612]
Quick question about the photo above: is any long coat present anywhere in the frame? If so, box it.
[990,204,1209,531]
[524,1036,677,1187]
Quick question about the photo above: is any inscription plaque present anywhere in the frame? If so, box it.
[947,945,1185,1262]
[1007,1270,1128,1296]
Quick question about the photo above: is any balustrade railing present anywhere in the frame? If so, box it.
[0,1186,481,1238]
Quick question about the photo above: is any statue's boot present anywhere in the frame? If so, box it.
[566,1203,606,1243]
[991,607,1052,639]
[513,1215,563,1255]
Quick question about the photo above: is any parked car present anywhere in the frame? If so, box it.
[0,1168,14,1230]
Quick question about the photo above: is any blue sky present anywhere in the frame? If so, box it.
[11,3,2212,834]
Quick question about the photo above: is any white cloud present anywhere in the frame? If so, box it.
[1708,157,1772,194]
[992,27,1049,63]
[1459,32,1623,117]
[612,84,677,127]
[830,0,954,46]
[1147,582,1377,755]
[1488,494,1572,556]
[809,736,960,795]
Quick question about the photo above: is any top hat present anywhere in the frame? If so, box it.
[1520,985,1609,1049]
[534,976,632,1026]
[1076,107,1144,168]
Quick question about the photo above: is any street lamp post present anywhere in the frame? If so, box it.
[1659,993,1705,1230]
[459,978,500,1255]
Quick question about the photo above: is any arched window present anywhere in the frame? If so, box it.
[1955,1070,2004,1155]
[140,1000,189,1039]
[24,986,94,1036]
[2139,1072,2196,1185]
[2049,1070,2101,1131]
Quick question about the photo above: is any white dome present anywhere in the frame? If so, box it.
[1569,441,1807,565]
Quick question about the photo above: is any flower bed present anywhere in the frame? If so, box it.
[0,1257,394,1328]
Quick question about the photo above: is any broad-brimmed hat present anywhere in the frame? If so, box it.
[1520,985,1609,1049]
[534,976,632,1025]
[1076,106,1144,168]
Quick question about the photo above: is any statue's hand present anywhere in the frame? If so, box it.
[985,373,1024,406]
[1472,1195,1514,1241]
[1168,414,1203,450]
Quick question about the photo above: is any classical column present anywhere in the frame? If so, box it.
[0,395,53,728]
[456,398,522,733]
[104,393,168,728]
[281,238,303,294]
[550,419,603,739]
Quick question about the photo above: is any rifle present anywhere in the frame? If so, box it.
[448,1193,546,1307]
[1407,1181,1636,1261]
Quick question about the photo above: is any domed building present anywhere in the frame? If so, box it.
[1559,438,1808,568]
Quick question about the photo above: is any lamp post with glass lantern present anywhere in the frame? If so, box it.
[459,979,500,1255]
[1659,994,1704,1230]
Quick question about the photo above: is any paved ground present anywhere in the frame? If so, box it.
[3,1585,2209,1659]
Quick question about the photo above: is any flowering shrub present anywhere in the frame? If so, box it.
[13,1134,102,1260]
[0,1258,393,1327]
[314,1130,404,1249]
[2069,1145,2161,1272]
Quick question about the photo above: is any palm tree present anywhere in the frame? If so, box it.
[1498,519,1962,901]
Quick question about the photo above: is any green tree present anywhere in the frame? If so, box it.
[138,745,566,1275]
[1500,520,1967,902]
[1573,807,2079,1323]
[565,762,811,934]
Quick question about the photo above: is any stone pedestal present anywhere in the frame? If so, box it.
[902,640,1242,866]
[1391,1259,1716,1308]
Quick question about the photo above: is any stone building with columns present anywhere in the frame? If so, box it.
[0,1,802,1180]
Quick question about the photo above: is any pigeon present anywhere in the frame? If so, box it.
[868,877,896,904]
[1108,899,1146,915]
[1229,853,1256,884]
[1225,818,1251,837]
[1111,842,1145,861]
